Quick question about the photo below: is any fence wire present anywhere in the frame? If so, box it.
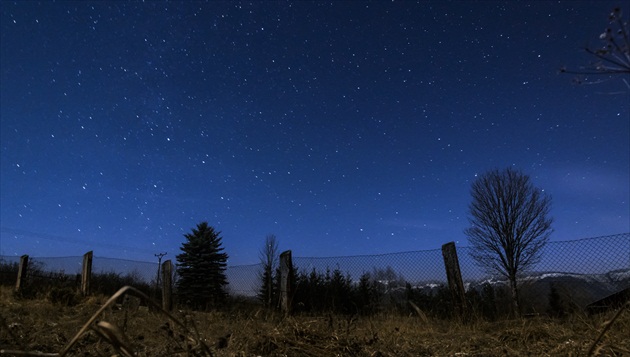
[1,233,628,312]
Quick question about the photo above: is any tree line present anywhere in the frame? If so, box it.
[173,6,625,315]
[0,167,546,315]
[174,167,553,318]
[0,167,564,317]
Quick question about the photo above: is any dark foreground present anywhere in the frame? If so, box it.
[1,287,628,356]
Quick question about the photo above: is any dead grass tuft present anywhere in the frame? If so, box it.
[1,285,628,356]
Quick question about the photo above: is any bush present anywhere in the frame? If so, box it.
[48,286,81,306]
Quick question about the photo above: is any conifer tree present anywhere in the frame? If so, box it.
[176,222,228,310]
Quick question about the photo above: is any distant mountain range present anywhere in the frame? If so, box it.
[399,269,630,311]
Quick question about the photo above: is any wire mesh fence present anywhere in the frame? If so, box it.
[0,255,158,285]
[1,233,628,314]
[285,233,629,314]
[0,255,162,300]
[457,233,630,314]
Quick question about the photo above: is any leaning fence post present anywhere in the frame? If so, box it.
[161,260,173,311]
[81,251,93,296]
[279,250,293,315]
[15,254,29,294]
[442,242,468,317]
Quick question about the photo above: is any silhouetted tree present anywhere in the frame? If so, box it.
[257,234,279,308]
[465,168,553,315]
[547,283,565,318]
[327,268,353,314]
[176,222,228,310]
[432,285,454,319]
[560,7,630,87]
[480,283,497,320]
[407,288,428,313]
[356,272,379,315]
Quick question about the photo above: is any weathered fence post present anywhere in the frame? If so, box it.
[161,260,173,311]
[154,252,167,298]
[15,254,29,294]
[279,250,293,315]
[442,242,468,317]
[81,251,93,296]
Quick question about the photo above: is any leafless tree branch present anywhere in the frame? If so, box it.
[465,168,553,315]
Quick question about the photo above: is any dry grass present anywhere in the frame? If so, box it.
[1,285,628,356]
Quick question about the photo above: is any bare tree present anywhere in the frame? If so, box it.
[258,234,279,308]
[560,7,630,87]
[465,168,553,315]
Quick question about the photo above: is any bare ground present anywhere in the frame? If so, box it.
[1,286,628,356]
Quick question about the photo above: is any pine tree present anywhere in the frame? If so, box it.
[357,272,376,315]
[176,222,228,310]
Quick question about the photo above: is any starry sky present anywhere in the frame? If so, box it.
[1,1,628,266]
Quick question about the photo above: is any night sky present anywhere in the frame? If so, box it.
[1,1,628,266]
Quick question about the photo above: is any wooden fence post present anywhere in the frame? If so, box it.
[81,251,93,296]
[442,242,468,317]
[279,250,293,315]
[161,260,173,311]
[15,254,29,294]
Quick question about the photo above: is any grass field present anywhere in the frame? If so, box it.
[1,285,628,356]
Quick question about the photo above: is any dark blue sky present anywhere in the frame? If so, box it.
[1,1,628,265]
